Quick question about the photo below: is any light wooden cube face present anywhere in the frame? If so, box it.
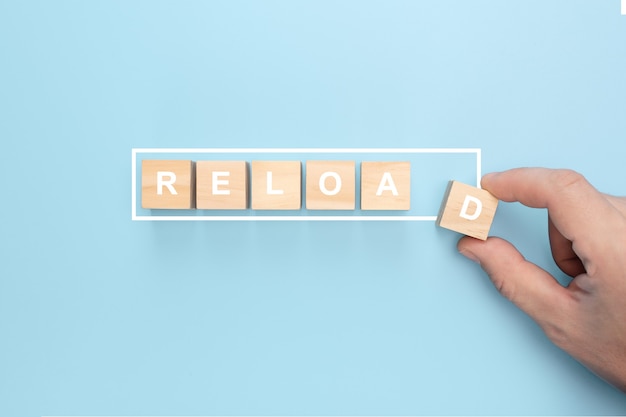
[436,180,498,240]
[306,161,356,210]
[360,162,411,210]
[251,161,302,210]
[196,161,248,210]
[141,160,195,209]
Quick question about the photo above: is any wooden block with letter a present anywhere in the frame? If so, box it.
[436,180,498,240]
[360,161,411,210]
[251,161,302,210]
[142,160,195,209]
[196,161,248,209]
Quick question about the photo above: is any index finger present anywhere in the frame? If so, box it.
[482,168,623,266]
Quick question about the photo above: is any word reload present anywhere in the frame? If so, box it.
[140,159,499,240]
[141,160,411,211]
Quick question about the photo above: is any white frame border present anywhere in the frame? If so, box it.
[131,148,482,221]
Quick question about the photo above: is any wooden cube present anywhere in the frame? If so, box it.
[196,161,248,209]
[436,180,498,240]
[251,161,301,210]
[360,162,411,210]
[142,160,195,209]
[306,161,355,210]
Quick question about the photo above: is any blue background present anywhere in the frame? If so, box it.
[1,1,625,415]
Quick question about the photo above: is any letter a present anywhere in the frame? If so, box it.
[157,171,177,195]
[376,172,399,196]
[459,195,482,220]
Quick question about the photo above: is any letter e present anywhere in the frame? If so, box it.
[212,171,231,195]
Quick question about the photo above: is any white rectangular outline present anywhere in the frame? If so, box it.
[131,148,481,221]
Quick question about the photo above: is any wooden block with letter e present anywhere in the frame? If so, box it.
[306,161,355,210]
[196,161,248,209]
[251,161,302,210]
[142,160,195,209]
[360,161,411,210]
[436,180,498,240]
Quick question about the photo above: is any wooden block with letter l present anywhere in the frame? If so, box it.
[251,161,302,210]
[436,180,498,240]
[142,160,195,209]
[306,161,355,210]
[360,161,411,210]
[196,161,248,209]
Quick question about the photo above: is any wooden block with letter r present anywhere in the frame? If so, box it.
[436,180,498,240]
[142,160,195,209]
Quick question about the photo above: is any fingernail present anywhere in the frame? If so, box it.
[482,172,498,179]
[481,172,498,188]
[459,248,480,265]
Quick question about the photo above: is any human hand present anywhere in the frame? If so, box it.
[457,168,626,393]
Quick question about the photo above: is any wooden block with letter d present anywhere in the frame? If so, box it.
[436,180,498,240]
[142,160,195,209]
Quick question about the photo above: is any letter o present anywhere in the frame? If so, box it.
[319,172,342,196]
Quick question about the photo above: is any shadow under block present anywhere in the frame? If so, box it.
[436,180,498,240]
[306,161,355,210]
[142,160,195,209]
[360,162,411,210]
[196,161,248,209]
[251,161,302,210]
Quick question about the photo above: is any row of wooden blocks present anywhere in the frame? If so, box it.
[142,160,411,210]
[141,159,498,240]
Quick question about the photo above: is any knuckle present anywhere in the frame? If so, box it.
[489,272,517,302]
[542,321,572,349]
[485,254,526,303]
[539,296,578,351]
[551,169,588,191]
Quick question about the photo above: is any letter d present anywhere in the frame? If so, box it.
[459,195,482,221]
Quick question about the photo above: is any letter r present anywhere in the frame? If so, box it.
[157,171,178,195]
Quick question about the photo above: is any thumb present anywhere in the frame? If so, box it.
[457,236,573,332]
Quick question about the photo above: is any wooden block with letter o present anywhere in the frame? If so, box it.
[306,161,355,210]
[251,161,302,210]
[436,180,498,240]
[361,161,411,210]
[196,161,248,209]
[142,160,195,209]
